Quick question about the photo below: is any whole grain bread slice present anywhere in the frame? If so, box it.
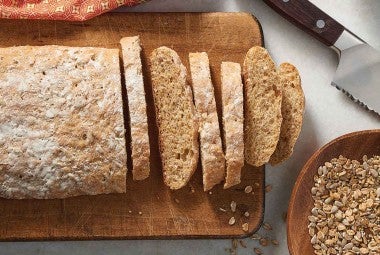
[150,46,199,190]
[220,62,244,189]
[189,52,226,191]
[120,36,151,180]
[243,46,282,167]
[269,63,304,165]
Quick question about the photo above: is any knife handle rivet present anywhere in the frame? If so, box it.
[316,19,325,29]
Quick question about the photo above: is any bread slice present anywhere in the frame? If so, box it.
[0,45,127,199]
[120,36,150,180]
[150,47,199,190]
[189,52,225,191]
[243,46,282,167]
[269,63,304,165]
[220,62,244,189]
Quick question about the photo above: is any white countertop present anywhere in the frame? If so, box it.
[1,0,379,254]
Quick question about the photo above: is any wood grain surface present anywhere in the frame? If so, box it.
[287,130,380,254]
[0,12,264,240]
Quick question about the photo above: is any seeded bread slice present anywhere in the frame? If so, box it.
[221,62,244,189]
[150,47,199,190]
[270,63,304,165]
[120,36,150,180]
[189,52,225,191]
[243,46,282,167]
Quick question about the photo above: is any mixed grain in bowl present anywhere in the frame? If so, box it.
[308,155,380,255]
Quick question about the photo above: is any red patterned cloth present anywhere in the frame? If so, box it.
[0,0,145,21]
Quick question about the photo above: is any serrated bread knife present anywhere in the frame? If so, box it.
[263,0,380,115]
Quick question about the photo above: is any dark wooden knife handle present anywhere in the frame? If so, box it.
[263,0,345,46]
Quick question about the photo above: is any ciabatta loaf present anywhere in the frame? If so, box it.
[120,36,150,180]
[0,45,127,199]
[150,47,199,190]
[220,62,244,189]
[270,63,304,165]
[243,46,282,167]
[189,52,225,191]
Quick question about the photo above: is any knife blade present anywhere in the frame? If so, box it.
[263,0,380,115]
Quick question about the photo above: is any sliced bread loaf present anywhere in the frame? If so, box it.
[269,63,304,165]
[120,36,151,180]
[150,46,199,190]
[189,52,225,191]
[243,46,282,167]
[220,62,244,189]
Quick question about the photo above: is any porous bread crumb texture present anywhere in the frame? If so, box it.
[120,36,151,180]
[150,46,199,190]
[189,52,225,191]
[220,62,244,189]
[0,46,127,199]
[243,46,282,167]
[270,63,304,165]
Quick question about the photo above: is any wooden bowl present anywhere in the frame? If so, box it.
[287,129,380,255]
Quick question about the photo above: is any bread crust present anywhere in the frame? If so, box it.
[120,36,151,180]
[221,62,244,189]
[189,52,226,191]
[243,46,282,167]
[269,63,304,165]
[150,47,199,190]
[0,45,127,199]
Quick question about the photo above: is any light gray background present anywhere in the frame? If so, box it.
[1,0,379,254]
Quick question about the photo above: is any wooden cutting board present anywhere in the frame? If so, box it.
[0,12,264,240]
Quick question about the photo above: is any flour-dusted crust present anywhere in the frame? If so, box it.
[243,46,282,167]
[221,62,244,189]
[189,52,225,191]
[150,46,199,190]
[0,45,127,199]
[270,63,304,165]
[120,36,151,180]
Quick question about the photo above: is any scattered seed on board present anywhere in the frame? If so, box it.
[174,198,180,204]
[230,201,237,212]
[254,247,263,254]
[219,207,227,213]
[138,211,142,215]
[229,217,236,225]
[244,211,250,217]
[254,182,260,187]
[244,185,253,193]
[242,223,249,232]
[209,191,212,195]
[128,210,132,213]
